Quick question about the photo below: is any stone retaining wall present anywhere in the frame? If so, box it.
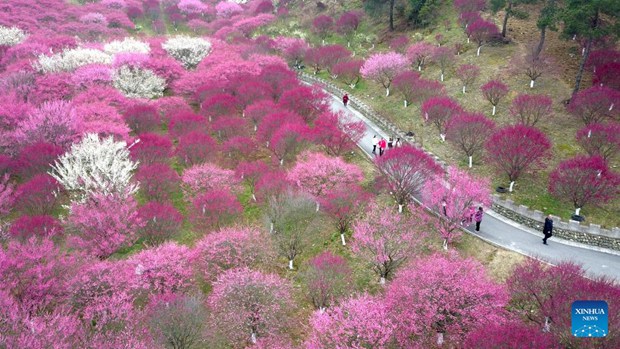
[298,72,620,252]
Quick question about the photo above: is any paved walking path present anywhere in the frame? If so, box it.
[325,90,620,281]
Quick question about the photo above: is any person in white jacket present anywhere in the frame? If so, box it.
[371,135,378,153]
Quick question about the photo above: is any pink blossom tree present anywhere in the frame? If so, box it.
[135,163,181,202]
[123,104,161,135]
[208,268,294,346]
[568,86,620,125]
[287,151,364,210]
[176,131,218,166]
[181,162,240,197]
[321,184,371,246]
[127,242,194,295]
[8,215,63,241]
[269,122,311,167]
[432,46,455,82]
[168,111,207,139]
[389,35,410,53]
[13,174,61,215]
[360,52,409,97]
[305,294,396,349]
[331,59,364,88]
[304,45,351,77]
[467,18,499,56]
[66,192,144,259]
[313,111,366,156]
[423,166,492,249]
[481,80,509,115]
[410,78,446,106]
[0,174,14,217]
[386,253,509,347]
[14,142,63,179]
[12,100,79,149]
[375,145,444,212]
[456,64,480,93]
[454,0,486,13]
[137,202,183,244]
[446,112,496,167]
[485,124,552,192]
[146,293,208,349]
[130,133,173,165]
[464,321,561,349]
[406,41,435,71]
[336,11,362,47]
[312,15,334,44]
[510,93,554,126]
[191,227,273,284]
[594,62,620,90]
[576,122,620,162]
[351,208,423,284]
[189,189,243,231]
[236,161,270,202]
[278,85,329,124]
[392,70,421,107]
[421,96,463,141]
[549,155,620,217]
[301,251,352,311]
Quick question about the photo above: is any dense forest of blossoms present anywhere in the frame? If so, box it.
[0,0,619,348]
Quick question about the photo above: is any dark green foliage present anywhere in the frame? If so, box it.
[408,0,443,28]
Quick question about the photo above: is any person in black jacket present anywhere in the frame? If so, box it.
[542,214,553,245]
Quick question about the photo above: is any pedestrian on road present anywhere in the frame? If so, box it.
[388,137,393,149]
[343,93,349,107]
[543,214,553,245]
[379,138,387,156]
[474,207,484,231]
[372,135,378,154]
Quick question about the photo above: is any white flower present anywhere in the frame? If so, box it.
[162,36,211,69]
[104,37,150,55]
[49,133,139,201]
[0,26,27,46]
[35,48,112,73]
[113,65,166,99]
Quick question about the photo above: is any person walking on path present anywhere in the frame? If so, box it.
[474,207,484,231]
[343,93,349,107]
[371,135,378,154]
[543,214,554,245]
[388,137,393,149]
[379,138,387,156]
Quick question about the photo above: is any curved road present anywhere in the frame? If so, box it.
[323,88,620,281]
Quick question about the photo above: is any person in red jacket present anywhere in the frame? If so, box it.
[378,138,387,156]
[343,93,349,107]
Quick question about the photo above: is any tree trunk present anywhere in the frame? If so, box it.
[341,233,346,246]
[492,105,496,115]
[379,277,386,285]
[398,204,403,213]
[509,181,515,192]
[477,45,481,56]
[468,156,473,168]
[251,332,257,344]
[316,202,320,212]
[442,239,448,250]
[534,25,547,60]
[530,79,535,88]
[440,133,446,142]
[404,100,408,108]
[389,0,395,31]
[462,86,466,94]
[279,158,284,166]
[269,222,274,234]
[289,259,294,270]
[575,207,581,216]
[440,73,444,82]
[437,332,445,346]
[501,2,513,38]
[252,193,257,202]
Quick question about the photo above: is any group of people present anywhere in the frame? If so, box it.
[371,135,401,156]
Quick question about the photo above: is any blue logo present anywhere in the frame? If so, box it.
[572,300,608,338]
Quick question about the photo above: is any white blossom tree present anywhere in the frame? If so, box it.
[162,36,211,69]
[49,133,139,201]
[34,48,112,73]
[0,26,26,46]
[103,37,150,55]
[113,65,166,99]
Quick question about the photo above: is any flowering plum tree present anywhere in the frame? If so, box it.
[34,48,111,73]
[168,111,207,139]
[301,251,352,311]
[331,59,363,88]
[178,0,210,16]
[406,41,435,71]
[481,80,509,115]
[123,104,161,134]
[446,112,496,167]
[278,86,329,124]
[467,18,499,56]
[12,100,79,149]
[320,184,371,246]
[432,46,455,81]
[191,227,273,284]
[549,155,620,216]
[421,96,462,141]
[392,70,421,107]
[14,174,60,215]
[389,35,410,53]
[0,26,27,47]
[135,163,180,202]
[313,111,365,156]
[181,163,239,197]
[201,93,240,122]
[576,122,620,161]
[510,93,553,126]
[305,294,395,349]
[49,134,139,201]
[0,174,13,217]
[8,215,63,241]
[464,321,561,349]
[113,65,166,99]
[456,64,480,93]
[176,131,218,166]
[66,191,143,259]
[208,268,294,346]
[14,142,63,179]
[215,1,243,18]
[138,202,183,244]
[147,293,207,349]
[130,133,173,165]
[360,52,409,96]
[269,122,311,167]
[336,11,362,47]
[423,166,492,249]
[163,36,209,68]
[312,15,333,44]
[568,86,619,125]
[189,189,242,231]
[486,125,551,192]
[375,145,444,212]
[352,207,423,284]
[386,254,509,347]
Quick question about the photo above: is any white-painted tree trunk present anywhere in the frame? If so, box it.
[418,65,422,72]
[289,260,294,270]
[270,222,274,234]
[492,105,496,115]
[462,86,466,94]
[440,73,444,82]
[440,133,446,142]
[279,158,284,166]
[316,202,320,212]
[468,156,473,168]
[319,307,326,314]
[350,83,356,89]
[437,333,444,346]
[588,129,592,137]
[254,124,257,132]
[610,103,614,111]
[509,181,515,192]
[341,233,346,246]
[347,41,350,48]
[467,37,470,43]
[385,88,390,97]
[543,316,551,332]
[575,207,581,215]
[404,100,408,107]
[443,239,448,250]
[322,39,325,46]
[477,46,481,56]
[251,332,257,344]
[398,204,403,213]
[252,193,257,202]
[530,80,535,88]
[379,277,386,285]
[582,47,585,56]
